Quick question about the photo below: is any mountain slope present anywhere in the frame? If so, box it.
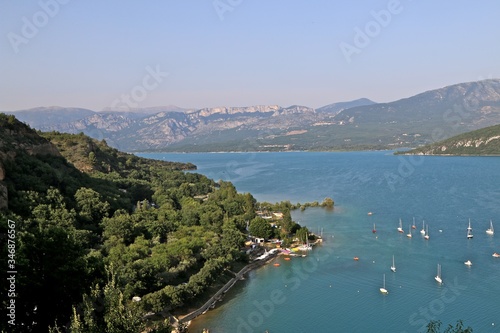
[0,113,256,331]
[399,123,500,155]
[5,79,500,151]
[4,106,96,128]
[315,98,376,114]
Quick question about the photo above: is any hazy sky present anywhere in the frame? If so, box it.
[1,1,499,111]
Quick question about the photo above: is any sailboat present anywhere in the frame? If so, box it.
[424,225,430,240]
[467,219,473,239]
[420,220,426,235]
[372,223,377,233]
[380,274,389,294]
[412,217,416,229]
[397,218,404,233]
[406,224,412,238]
[435,264,443,284]
[486,220,494,235]
[390,255,396,272]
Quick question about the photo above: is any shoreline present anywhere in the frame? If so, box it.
[173,250,280,330]
[176,239,323,331]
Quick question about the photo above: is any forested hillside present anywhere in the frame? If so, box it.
[1,114,306,332]
[399,123,500,155]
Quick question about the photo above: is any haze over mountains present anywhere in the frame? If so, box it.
[5,79,500,152]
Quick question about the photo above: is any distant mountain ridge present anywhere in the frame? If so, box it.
[4,79,500,152]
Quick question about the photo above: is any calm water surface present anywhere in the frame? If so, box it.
[137,151,500,333]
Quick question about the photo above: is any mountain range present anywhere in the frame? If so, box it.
[4,79,500,152]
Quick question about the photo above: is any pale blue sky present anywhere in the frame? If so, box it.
[1,1,499,111]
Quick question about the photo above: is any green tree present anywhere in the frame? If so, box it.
[75,187,110,226]
[426,320,473,333]
[249,217,273,239]
[68,266,149,333]
[295,226,309,243]
[321,197,335,208]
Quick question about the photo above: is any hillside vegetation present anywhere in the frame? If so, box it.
[399,123,500,155]
[0,114,312,333]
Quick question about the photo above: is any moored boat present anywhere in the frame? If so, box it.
[390,255,396,273]
[435,264,443,284]
[397,218,404,233]
[467,219,473,239]
[486,220,494,235]
[379,274,388,295]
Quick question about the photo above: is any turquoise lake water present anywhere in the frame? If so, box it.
[137,151,500,333]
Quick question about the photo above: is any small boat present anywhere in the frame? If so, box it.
[368,212,373,216]
[493,253,500,258]
[390,255,396,273]
[372,223,377,233]
[412,217,416,229]
[353,257,359,261]
[406,224,412,238]
[284,257,291,261]
[424,225,430,240]
[486,220,494,235]
[464,260,472,266]
[435,264,443,284]
[273,263,280,267]
[380,274,389,294]
[420,220,426,235]
[397,218,404,233]
[467,219,473,239]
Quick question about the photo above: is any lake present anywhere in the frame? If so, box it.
[137,151,500,333]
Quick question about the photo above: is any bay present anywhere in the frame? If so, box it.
[137,151,500,333]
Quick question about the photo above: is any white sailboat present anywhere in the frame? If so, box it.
[486,220,494,235]
[380,274,388,294]
[467,219,473,239]
[435,264,443,284]
[412,217,416,229]
[424,225,430,240]
[397,218,404,233]
[464,260,472,266]
[420,220,426,235]
[406,224,412,238]
[390,255,396,272]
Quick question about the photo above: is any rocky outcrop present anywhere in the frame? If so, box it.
[402,124,500,155]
